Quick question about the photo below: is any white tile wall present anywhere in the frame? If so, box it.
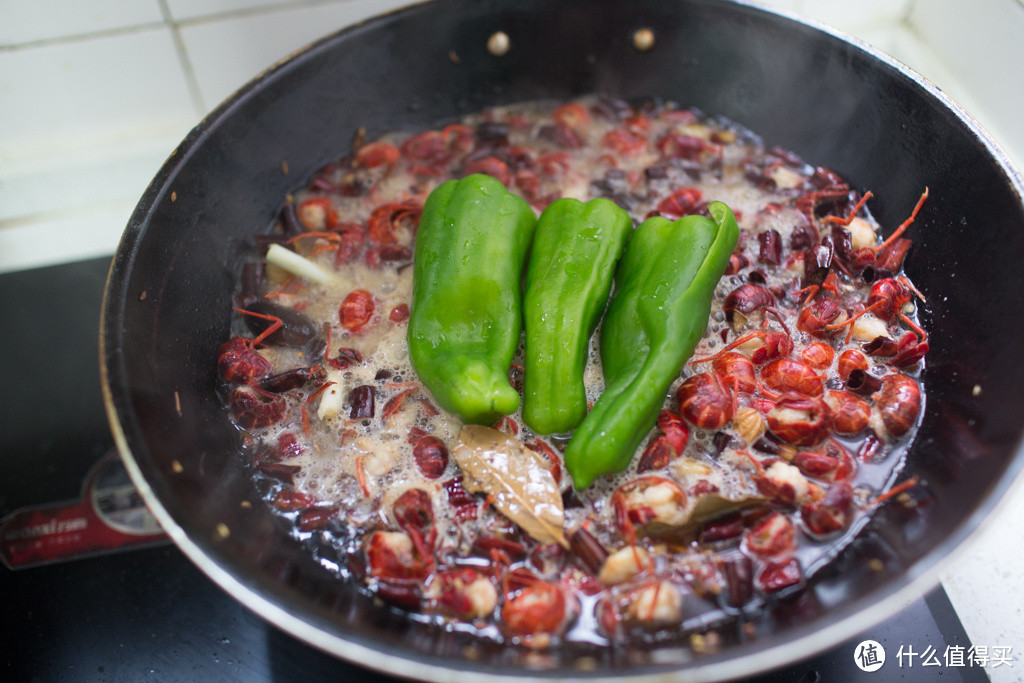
[0,205,142,272]
[0,0,417,275]
[1,0,1023,675]
[0,26,199,272]
[0,0,164,46]
[0,28,195,175]
[165,0,303,22]
[180,0,411,110]
[791,0,914,34]
[908,0,1024,164]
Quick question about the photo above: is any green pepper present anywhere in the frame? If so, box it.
[564,201,739,490]
[522,197,631,435]
[408,174,537,424]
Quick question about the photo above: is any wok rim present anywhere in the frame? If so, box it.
[99,0,1024,679]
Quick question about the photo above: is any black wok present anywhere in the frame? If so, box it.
[101,0,1024,679]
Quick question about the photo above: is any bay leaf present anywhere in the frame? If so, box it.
[453,425,568,548]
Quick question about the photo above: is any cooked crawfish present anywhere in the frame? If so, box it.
[218,336,271,384]
[464,156,512,186]
[657,132,719,161]
[230,385,286,429]
[500,578,569,637]
[837,349,869,380]
[846,188,928,275]
[789,439,854,482]
[655,187,702,220]
[620,580,684,628]
[697,329,793,366]
[888,331,929,368]
[612,476,690,540]
[637,411,691,472]
[428,567,498,620]
[825,390,871,436]
[400,125,472,170]
[794,185,852,228]
[800,342,835,370]
[749,457,815,506]
[354,141,400,168]
[392,488,437,561]
[636,435,679,473]
[553,102,589,129]
[295,197,338,231]
[676,372,734,430]
[725,252,750,275]
[412,436,449,479]
[712,352,757,395]
[867,277,914,322]
[841,277,927,346]
[756,557,803,594]
[790,450,840,480]
[874,373,921,438]
[744,512,796,558]
[723,283,775,330]
[765,394,831,446]
[760,358,824,397]
[366,530,432,581]
[800,480,853,536]
[657,410,691,454]
[366,202,422,245]
[797,297,847,338]
[603,128,647,156]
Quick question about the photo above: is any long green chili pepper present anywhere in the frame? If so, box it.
[522,197,631,435]
[564,201,739,490]
[408,174,537,424]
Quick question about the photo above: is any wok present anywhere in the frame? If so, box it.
[100,0,1024,679]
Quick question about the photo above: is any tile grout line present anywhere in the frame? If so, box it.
[899,0,918,24]
[0,22,168,52]
[0,197,136,232]
[0,0,350,51]
[157,0,208,115]
[172,0,355,30]
[152,0,356,116]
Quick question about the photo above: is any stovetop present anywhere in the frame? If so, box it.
[0,257,988,682]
